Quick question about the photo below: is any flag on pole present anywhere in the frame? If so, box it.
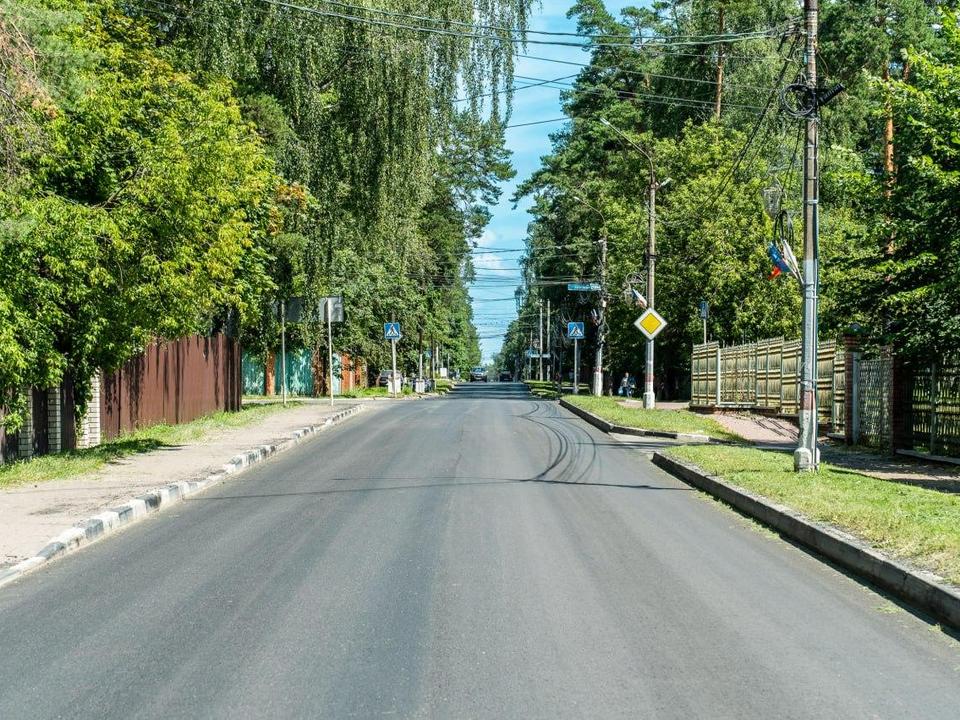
[766,242,792,280]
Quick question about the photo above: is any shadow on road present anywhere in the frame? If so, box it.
[445,382,532,400]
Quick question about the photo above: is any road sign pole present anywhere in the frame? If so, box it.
[644,177,657,410]
[391,338,398,399]
[327,297,334,407]
[573,339,579,395]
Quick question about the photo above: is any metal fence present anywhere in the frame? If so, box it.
[692,338,845,433]
[855,354,890,450]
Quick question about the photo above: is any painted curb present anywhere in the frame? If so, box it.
[0,404,367,590]
[558,398,732,444]
[651,451,960,632]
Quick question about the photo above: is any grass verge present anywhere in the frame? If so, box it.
[0,402,303,489]
[341,386,414,398]
[666,444,960,586]
[563,395,742,442]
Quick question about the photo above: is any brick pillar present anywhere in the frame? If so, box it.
[47,386,62,454]
[265,351,276,396]
[77,374,102,449]
[842,334,862,446]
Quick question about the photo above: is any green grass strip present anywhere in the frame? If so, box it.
[563,395,742,442]
[667,444,960,586]
[0,402,303,488]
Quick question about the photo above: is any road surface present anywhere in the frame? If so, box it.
[1,383,959,718]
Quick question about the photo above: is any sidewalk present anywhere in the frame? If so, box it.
[706,411,960,493]
[0,401,369,570]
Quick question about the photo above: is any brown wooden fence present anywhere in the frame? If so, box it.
[100,335,241,441]
[898,357,960,458]
[691,338,845,433]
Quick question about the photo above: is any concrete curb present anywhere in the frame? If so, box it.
[0,404,368,590]
[651,452,960,633]
[558,398,733,444]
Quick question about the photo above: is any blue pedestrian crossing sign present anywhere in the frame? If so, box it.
[567,322,585,340]
[384,323,401,340]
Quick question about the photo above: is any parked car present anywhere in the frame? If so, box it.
[376,370,404,388]
[499,370,512,382]
[470,366,488,382]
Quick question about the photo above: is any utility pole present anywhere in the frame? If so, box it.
[281,300,287,406]
[546,299,552,381]
[643,177,657,409]
[326,297,334,407]
[538,299,544,382]
[597,118,667,409]
[795,0,820,472]
[594,225,608,396]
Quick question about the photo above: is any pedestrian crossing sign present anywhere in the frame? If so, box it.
[567,322,585,340]
[384,323,401,340]
[634,309,667,340]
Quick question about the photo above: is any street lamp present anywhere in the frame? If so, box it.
[571,194,608,397]
[599,118,670,409]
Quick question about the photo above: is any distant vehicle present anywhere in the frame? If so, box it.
[498,370,512,382]
[470,366,488,382]
[377,370,404,388]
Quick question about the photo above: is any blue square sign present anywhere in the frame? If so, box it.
[384,323,401,340]
[567,322,585,340]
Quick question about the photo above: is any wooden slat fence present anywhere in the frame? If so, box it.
[902,357,960,458]
[691,337,845,433]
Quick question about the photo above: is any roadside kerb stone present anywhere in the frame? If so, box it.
[558,397,731,444]
[0,404,367,590]
[651,451,960,633]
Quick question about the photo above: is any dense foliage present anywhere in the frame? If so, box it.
[503,0,959,394]
[0,0,529,430]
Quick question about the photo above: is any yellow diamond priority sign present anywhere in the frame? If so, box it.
[634,309,667,340]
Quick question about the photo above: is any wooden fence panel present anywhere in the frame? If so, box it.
[691,342,718,407]
[780,340,801,415]
[690,336,844,433]
[755,338,783,410]
[904,359,960,457]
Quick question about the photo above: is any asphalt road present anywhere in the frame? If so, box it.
[1,383,959,718]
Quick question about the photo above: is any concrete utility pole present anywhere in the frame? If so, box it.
[795,0,820,472]
[597,118,668,409]
[546,299,552,381]
[644,177,657,409]
[281,300,287,406]
[326,297,334,407]
[538,299,544,382]
[595,224,608,396]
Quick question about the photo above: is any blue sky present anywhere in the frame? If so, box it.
[471,1,640,363]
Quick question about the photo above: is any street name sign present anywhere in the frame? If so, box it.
[384,323,401,340]
[567,322,585,340]
[567,283,601,292]
[634,309,667,340]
